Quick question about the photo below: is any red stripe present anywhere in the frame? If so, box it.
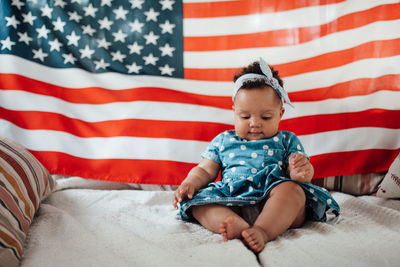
[30,150,195,185]
[3,74,398,107]
[290,75,400,102]
[183,0,345,18]
[0,74,231,108]
[0,107,231,140]
[182,74,400,104]
[185,43,400,81]
[280,109,400,135]
[29,149,398,185]
[276,38,400,78]
[2,107,398,139]
[184,4,400,51]
[311,149,400,179]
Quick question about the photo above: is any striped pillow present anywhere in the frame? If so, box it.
[0,137,55,267]
[312,172,385,196]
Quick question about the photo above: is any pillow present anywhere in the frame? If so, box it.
[376,152,400,198]
[312,172,385,196]
[0,137,55,267]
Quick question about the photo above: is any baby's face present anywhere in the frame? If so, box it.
[233,86,284,140]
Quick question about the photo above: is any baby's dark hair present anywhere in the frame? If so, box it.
[233,60,283,89]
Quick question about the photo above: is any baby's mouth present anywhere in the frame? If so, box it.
[249,132,262,135]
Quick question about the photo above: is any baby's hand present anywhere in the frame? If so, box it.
[288,153,314,183]
[173,182,196,209]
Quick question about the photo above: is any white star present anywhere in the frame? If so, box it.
[22,12,36,25]
[5,16,20,29]
[143,53,159,65]
[101,0,113,7]
[79,45,95,59]
[17,32,32,45]
[113,6,129,20]
[98,17,113,30]
[159,20,175,34]
[66,31,81,46]
[68,11,82,23]
[37,25,50,39]
[159,0,175,11]
[143,31,159,45]
[11,0,24,9]
[82,24,96,36]
[40,5,53,19]
[53,17,66,32]
[112,30,128,43]
[126,62,142,73]
[159,64,175,76]
[129,0,144,9]
[62,53,76,64]
[129,19,144,33]
[144,8,160,22]
[94,59,110,70]
[48,39,63,51]
[0,37,16,50]
[33,48,48,62]
[97,38,111,49]
[127,42,143,54]
[54,0,67,8]
[83,3,98,17]
[111,50,126,62]
[159,43,175,57]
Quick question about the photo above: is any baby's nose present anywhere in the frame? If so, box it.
[250,117,261,127]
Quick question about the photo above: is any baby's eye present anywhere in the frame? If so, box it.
[262,117,271,120]
[241,116,250,119]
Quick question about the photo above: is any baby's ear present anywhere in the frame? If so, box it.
[280,107,285,118]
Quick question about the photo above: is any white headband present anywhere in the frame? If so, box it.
[232,58,294,108]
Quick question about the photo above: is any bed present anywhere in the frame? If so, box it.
[1,135,400,267]
[20,176,400,267]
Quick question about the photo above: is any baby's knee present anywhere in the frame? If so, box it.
[272,182,306,203]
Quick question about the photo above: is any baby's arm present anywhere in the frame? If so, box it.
[288,153,314,183]
[173,158,220,209]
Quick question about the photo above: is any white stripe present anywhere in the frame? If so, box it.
[1,120,399,161]
[3,51,399,100]
[283,90,400,119]
[1,89,399,124]
[284,55,400,92]
[0,55,232,96]
[0,90,234,124]
[0,120,208,163]
[183,0,397,36]
[300,127,400,156]
[184,19,400,68]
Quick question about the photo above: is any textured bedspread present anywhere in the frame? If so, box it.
[21,178,400,267]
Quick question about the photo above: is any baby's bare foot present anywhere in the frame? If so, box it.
[242,226,269,253]
[220,216,249,242]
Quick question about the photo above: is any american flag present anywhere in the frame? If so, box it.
[0,0,399,184]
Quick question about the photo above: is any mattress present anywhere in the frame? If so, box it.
[21,177,400,267]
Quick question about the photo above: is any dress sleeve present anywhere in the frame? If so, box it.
[284,132,309,166]
[201,132,225,164]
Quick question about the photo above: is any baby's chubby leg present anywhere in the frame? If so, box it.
[191,204,249,241]
[242,181,306,252]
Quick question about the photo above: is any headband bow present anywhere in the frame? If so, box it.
[232,58,294,108]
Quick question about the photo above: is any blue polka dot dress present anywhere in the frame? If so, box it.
[179,130,340,222]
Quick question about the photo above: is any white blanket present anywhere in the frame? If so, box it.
[21,178,400,267]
